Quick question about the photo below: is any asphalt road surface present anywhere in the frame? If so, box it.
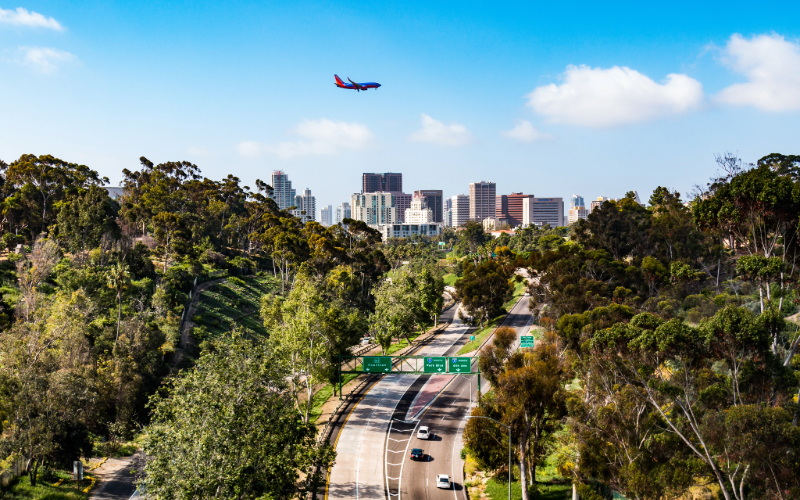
[397,296,533,500]
[325,297,532,500]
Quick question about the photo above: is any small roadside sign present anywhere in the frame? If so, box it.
[469,335,475,341]
[448,357,471,373]
[520,335,535,348]
[423,357,447,373]
[363,356,392,373]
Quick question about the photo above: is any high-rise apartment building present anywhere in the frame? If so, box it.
[293,188,316,223]
[270,170,296,211]
[320,205,333,226]
[335,202,351,224]
[590,196,609,213]
[351,192,396,226]
[568,194,588,224]
[393,192,412,223]
[413,190,444,223]
[450,194,470,227]
[405,195,434,224]
[469,182,496,221]
[496,193,533,227]
[362,173,402,194]
[523,197,565,227]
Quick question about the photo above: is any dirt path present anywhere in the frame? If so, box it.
[89,454,141,500]
[171,278,226,369]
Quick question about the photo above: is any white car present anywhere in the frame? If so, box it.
[436,474,451,489]
[360,337,371,345]
[417,426,430,440]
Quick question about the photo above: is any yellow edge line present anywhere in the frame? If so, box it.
[324,375,385,500]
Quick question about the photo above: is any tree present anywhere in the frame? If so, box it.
[56,184,120,258]
[573,195,651,261]
[106,262,131,344]
[139,335,334,499]
[575,307,800,500]
[0,290,98,486]
[370,272,418,352]
[415,266,445,331]
[455,260,513,327]
[262,270,362,419]
[456,220,491,265]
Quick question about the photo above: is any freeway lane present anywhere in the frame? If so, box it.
[397,296,534,500]
[326,303,470,500]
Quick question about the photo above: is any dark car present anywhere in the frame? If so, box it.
[410,448,424,460]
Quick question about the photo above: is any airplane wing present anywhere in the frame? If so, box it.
[347,78,362,88]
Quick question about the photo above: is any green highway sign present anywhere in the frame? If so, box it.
[520,336,535,348]
[363,356,392,373]
[423,357,447,373]
[469,335,475,341]
[448,357,472,373]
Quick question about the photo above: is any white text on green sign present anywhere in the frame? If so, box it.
[423,357,447,373]
[448,357,472,373]
[520,336,535,347]
[363,356,392,373]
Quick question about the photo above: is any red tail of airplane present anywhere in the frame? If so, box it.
[334,74,346,87]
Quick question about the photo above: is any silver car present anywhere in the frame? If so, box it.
[436,474,451,489]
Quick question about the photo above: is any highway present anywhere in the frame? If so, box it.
[394,296,533,499]
[325,296,533,500]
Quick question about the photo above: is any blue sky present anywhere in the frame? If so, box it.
[2,1,800,217]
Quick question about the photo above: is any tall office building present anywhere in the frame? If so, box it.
[450,194,470,227]
[293,188,316,223]
[469,181,496,221]
[568,194,588,224]
[413,190,444,223]
[351,192,396,225]
[320,205,333,226]
[496,193,533,227]
[270,170,296,211]
[523,197,565,227]
[405,195,434,224]
[335,202,351,224]
[362,173,402,193]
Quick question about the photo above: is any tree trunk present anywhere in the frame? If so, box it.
[115,295,122,345]
[519,450,529,500]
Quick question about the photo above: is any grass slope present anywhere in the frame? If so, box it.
[192,275,279,338]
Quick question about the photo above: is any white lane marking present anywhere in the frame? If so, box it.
[391,428,416,432]
[397,419,421,500]
[356,378,392,500]
[387,449,405,453]
[452,388,470,500]
[388,437,410,442]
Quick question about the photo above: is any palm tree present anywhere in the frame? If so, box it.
[106,262,131,344]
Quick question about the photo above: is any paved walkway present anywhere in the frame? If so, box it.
[89,453,141,500]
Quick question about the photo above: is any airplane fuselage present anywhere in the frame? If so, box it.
[334,75,381,91]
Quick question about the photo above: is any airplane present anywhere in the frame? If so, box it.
[334,75,381,91]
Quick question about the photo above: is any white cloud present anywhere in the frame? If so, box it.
[0,7,63,30]
[20,46,76,73]
[715,33,800,112]
[500,120,553,142]
[526,65,704,127]
[409,114,474,146]
[237,119,374,159]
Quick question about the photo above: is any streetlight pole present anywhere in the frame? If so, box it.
[464,415,511,500]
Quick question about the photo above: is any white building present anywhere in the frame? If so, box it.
[590,196,609,213]
[522,197,565,227]
[320,205,333,226]
[405,195,434,224]
[378,223,444,241]
[568,194,588,224]
[270,170,296,211]
[449,194,470,227]
[351,192,396,226]
[293,188,316,223]
[335,202,351,224]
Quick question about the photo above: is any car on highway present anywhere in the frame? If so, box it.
[436,474,451,489]
[410,448,424,460]
[360,337,370,345]
[417,426,430,439]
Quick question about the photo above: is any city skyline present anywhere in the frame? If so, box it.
[2,2,798,214]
